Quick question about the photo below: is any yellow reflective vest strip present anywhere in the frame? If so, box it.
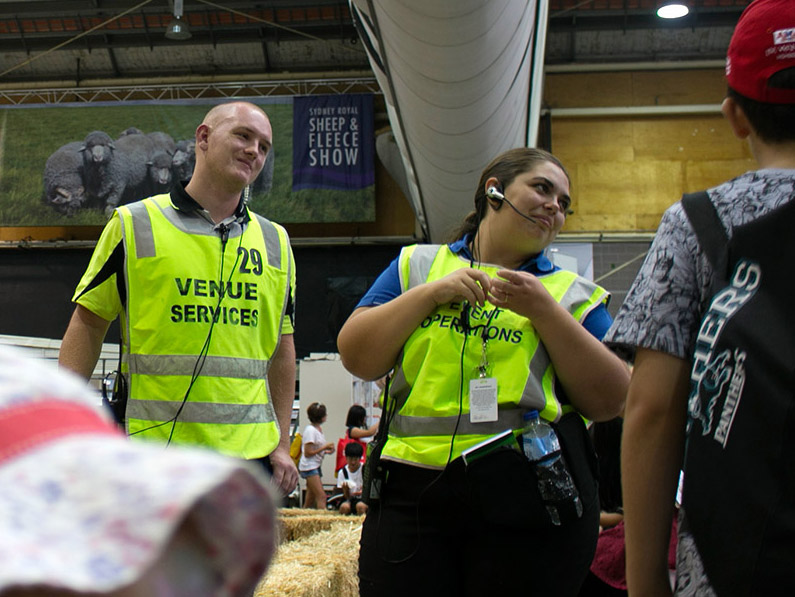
[382,243,608,469]
[118,194,292,459]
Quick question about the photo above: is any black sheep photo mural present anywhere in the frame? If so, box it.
[2,99,374,228]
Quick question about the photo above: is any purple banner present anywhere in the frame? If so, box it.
[292,94,375,191]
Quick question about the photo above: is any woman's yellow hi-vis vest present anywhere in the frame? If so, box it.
[118,195,292,459]
[382,244,608,469]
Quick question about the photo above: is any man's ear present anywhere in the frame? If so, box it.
[195,123,210,149]
[721,96,752,140]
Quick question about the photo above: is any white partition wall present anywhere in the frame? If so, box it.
[298,354,355,487]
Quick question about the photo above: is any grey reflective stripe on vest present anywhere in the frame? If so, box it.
[387,359,410,408]
[128,202,156,258]
[126,399,276,425]
[128,353,269,378]
[389,408,525,438]
[405,244,442,290]
[520,348,551,412]
[557,275,602,318]
[253,213,283,270]
[252,214,291,364]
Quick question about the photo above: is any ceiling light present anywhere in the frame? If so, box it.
[166,17,191,40]
[165,0,191,40]
[657,2,689,19]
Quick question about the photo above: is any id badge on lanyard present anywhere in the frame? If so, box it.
[469,331,498,423]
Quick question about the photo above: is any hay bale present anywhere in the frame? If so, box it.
[278,514,353,543]
[279,508,339,517]
[255,520,362,597]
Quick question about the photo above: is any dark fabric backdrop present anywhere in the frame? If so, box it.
[0,244,401,358]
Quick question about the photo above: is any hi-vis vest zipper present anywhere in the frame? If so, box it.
[118,194,292,459]
[382,244,608,469]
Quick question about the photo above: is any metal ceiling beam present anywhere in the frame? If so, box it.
[0,26,360,51]
[0,75,381,105]
[0,0,350,16]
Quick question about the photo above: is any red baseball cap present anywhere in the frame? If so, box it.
[726,0,795,104]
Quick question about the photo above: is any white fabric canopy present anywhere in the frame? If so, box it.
[350,0,548,242]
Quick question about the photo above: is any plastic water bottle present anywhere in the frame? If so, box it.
[521,409,583,525]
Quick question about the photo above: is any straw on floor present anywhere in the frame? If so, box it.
[256,515,363,597]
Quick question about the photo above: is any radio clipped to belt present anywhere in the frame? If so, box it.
[101,366,127,429]
[362,375,396,505]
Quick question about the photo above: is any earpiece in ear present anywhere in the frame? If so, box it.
[486,186,505,202]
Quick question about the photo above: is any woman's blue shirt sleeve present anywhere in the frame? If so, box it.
[582,303,613,341]
[356,257,402,308]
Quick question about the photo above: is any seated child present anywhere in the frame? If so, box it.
[336,442,367,515]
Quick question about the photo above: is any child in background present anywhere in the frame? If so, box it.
[346,404,379,441]
[298,402,335,510]
[336,442,367,515]
[335,404,378,474]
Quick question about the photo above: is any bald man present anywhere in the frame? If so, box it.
[60,102,298,494]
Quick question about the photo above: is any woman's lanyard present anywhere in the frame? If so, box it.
[468,305,499,423]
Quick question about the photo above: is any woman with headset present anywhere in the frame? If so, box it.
[337,147,629,596]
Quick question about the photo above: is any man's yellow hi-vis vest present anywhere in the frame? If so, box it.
[118,195,292,459]
[382,244,608,469]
